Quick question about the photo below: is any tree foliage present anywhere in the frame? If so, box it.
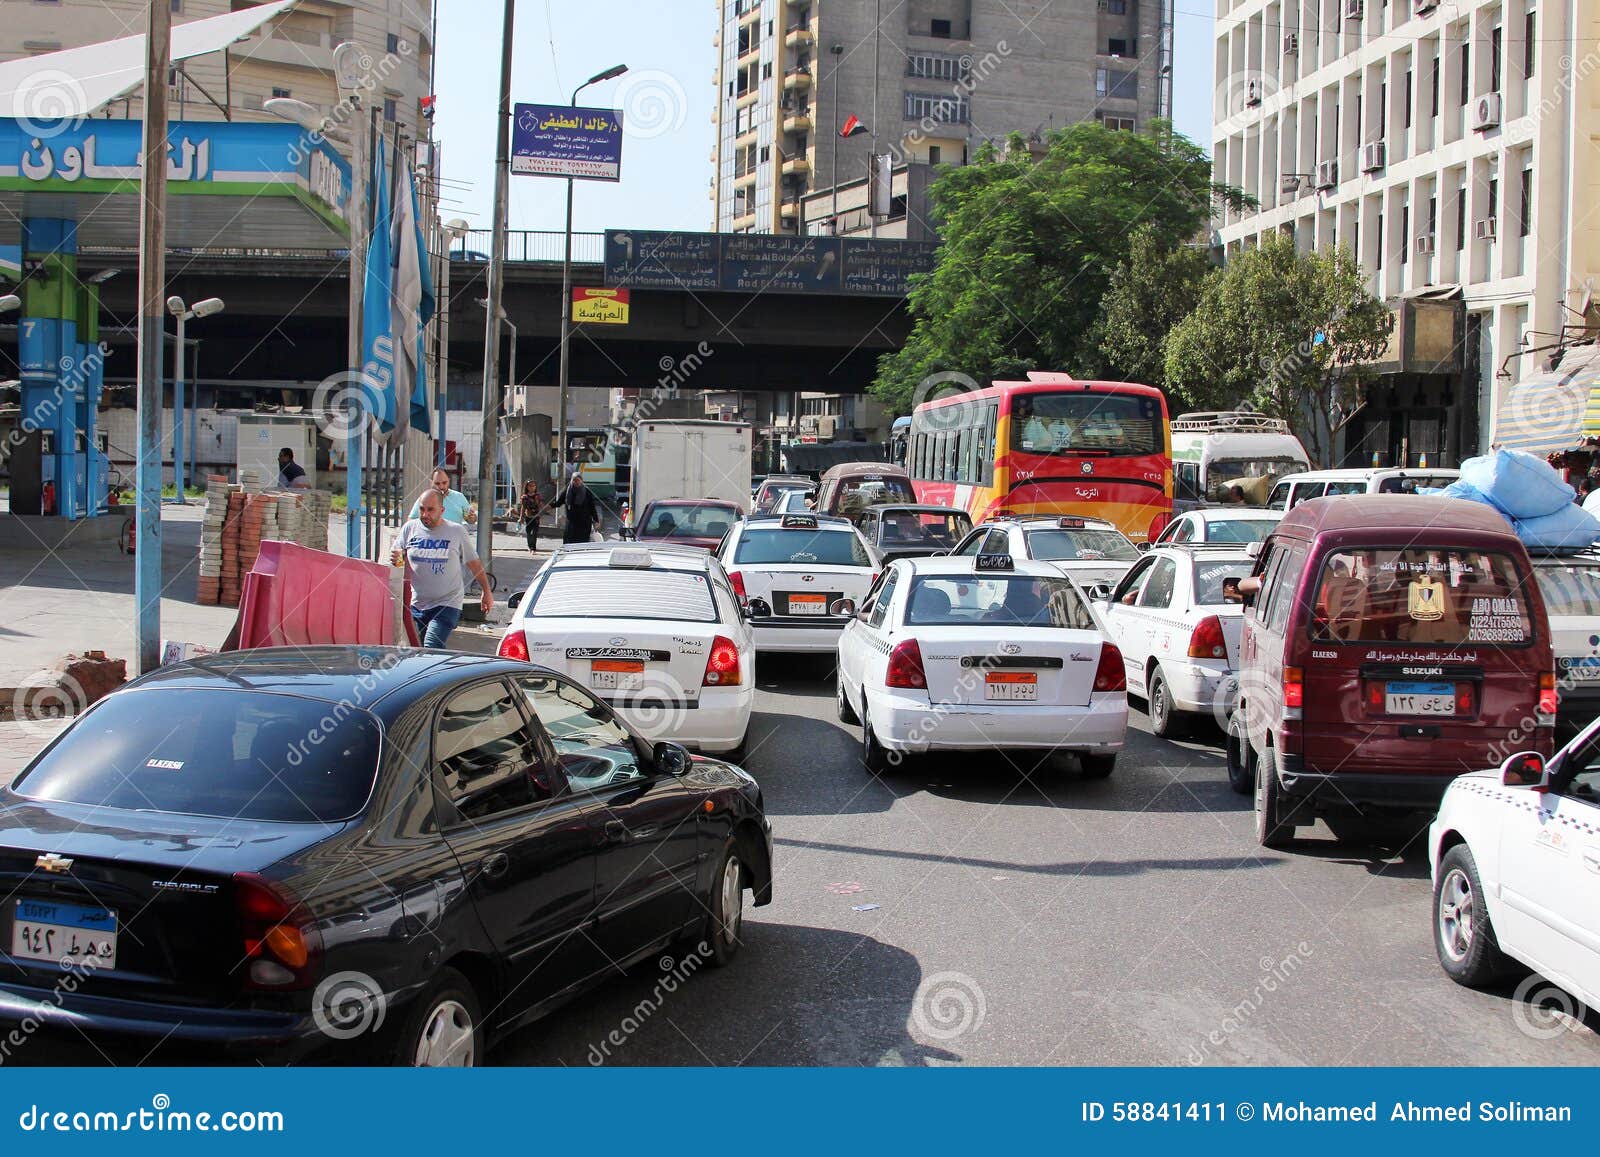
[873,122,1245,412]
[1093,225,1215,400]
[1164,235,1392,466]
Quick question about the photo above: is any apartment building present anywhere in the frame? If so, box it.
[1212,0,1600,464]
[1,0,434,155]
[712,0,1173,235]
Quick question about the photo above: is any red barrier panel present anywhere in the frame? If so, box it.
[225,540,418,650]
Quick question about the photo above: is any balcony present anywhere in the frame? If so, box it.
[782,109,812,133]
[736,87,760,108]
[234,24,336,71]
[781,154,810,175]
[733,210,758,230]
[785,24,814,48]
[783,66,813,91]
[733,168,758,187]
[779,200,800,218]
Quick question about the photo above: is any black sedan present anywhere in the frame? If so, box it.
[0,648,772,1066]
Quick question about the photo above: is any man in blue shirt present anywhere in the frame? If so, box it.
[408,468,476,525]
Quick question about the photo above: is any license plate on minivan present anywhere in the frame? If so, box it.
[11,898,117,969]
[1385,681,1455,716]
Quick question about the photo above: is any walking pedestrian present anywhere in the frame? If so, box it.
[519,480,545,551]
[392,490,493,648]
[408,467,475,524]
[551,469,599,545]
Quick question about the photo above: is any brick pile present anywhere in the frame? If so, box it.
[198,481,335,607]
[2,652,127,722]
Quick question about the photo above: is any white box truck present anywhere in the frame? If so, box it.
[631,420,752,512]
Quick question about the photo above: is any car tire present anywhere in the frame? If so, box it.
[390,966,482,1067]
[1080,752,1117,779]
[860,704,889,774]
[707,839,747,968]
[1225,712,1254,795]
[836,675,859,724]
[1253,745,1297,849]
[1434,843,1514,987]
[1147,666,1184,739]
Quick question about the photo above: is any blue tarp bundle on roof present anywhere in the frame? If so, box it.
[1435,450,1600,550]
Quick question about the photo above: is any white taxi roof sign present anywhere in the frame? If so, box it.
[1057,517,1088,529]
[608,547,655,568]
[975,553,1014,571]
[781,514,820,530]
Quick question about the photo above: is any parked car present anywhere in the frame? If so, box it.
[1429,722,1600,1012]
[814,462,916,524]
[949,515,1142,591]
[856,503,973,562]
[1265,467,1461,511]
[1226,495,1556,847]
[630,498,741,551]
[1153,508,1282,546]
[1097,545,1254,737]
[1530,549,1600,735]
[0,648,772,1065]
[718,513,881,653]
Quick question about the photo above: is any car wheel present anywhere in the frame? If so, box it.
[1434,843,1514,986]
[1225,712,1254,795]
[860,704,889,773]
[1147,666,1183,739]
[1253,745,1296,849]
[707,840,746,967]
[1080,752,1116,779]
[836,674,859,724]
[392,967,481,1067]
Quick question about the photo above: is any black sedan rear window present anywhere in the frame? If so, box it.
[12,688,381,823]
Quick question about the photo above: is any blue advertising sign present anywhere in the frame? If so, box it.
[512,103,624,181]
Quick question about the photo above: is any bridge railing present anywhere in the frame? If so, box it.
[450,230,605,263]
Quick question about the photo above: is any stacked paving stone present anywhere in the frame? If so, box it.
[196,475,230,605]
[199,480,335,607]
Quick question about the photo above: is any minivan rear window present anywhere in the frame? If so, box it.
[1311,548,1534,645]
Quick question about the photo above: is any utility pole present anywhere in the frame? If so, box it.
[134,0,172,675]
[477,0,515,571]
[870,0,880,238]
[829,43,843,230]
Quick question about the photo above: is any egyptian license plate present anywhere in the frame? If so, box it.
[986,671,1039,701]
[591,659,645,691]
[1567,659,1600,682]
[1385,680,1456,716]
[11,898,117,969]
[786,593,827,616]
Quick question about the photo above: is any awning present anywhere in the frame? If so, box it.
[1492,343,1600,454]
[0,1,298,121]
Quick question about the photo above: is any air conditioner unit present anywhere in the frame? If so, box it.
[1316,159,1339,190]
[1415,234,1436,255]
[1475,217,1498,240]
[1344,0,1363,18]
[1413,0,1439,13]
[1245,78,1264,107]
[1473,92,1502,130]
[1283,32,1299,55]
[1361,141,1386,172]
[1280,173,1305,195]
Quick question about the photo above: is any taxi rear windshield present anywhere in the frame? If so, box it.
[529,568,718,622]
[734,528,870,567]
[1023,527,1140,562]
[904,576,1098,629]
[1310,548,1533,645]
[1535,563,1600,616]
[1194,560,1254,604]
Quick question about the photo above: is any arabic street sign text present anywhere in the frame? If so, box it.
[602,230,937,298]
[512,103,624,181]
[572,287,630,325]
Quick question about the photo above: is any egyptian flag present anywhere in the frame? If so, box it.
[840,113,867,138]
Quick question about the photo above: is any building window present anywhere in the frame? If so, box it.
[907,52,968,81]
[1456,184,1467,250]
[1487,176,1498,223]
[762,61,773,78]
[1428,194,1438,238]
[383,97,397,122]
[930,18,952,37]
[1490,26,1502,91]
[1095,67,1138,99]
[386,33,399,54]
[1404,68,1412,128]
[905,92,969,123]
[1399,204,1409,265]
[1459,43,1470,106]
[1102,114,1136,131]
[1107,0,1127,11]
[1107,38,1128,56]
[1520,166,1533,236]
[928,145,941,164]
[1375,210,1384,270]
[759,145,770,162]
[271,87,291,99]
[171,0,183,11]
[1526,11,1537,78]
[1431,53,1441,116]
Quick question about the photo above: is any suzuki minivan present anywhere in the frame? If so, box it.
[1225,495,1556,848]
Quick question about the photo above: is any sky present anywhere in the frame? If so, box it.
[431,0,1216,236]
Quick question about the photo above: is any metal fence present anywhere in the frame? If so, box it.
[450,230,605,264]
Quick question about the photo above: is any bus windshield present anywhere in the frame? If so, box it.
[1010,391,1161,457]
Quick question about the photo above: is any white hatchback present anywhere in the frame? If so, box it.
[498,542,755,758]
[835,554,1129,775]
[718,513,881,653]
[1429,726,1600,1014]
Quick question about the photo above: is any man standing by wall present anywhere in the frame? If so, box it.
[277,447,310,489]
[393,491,493,648]
[551,469,599,545]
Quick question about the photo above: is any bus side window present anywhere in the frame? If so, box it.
[1175,462,1200,502]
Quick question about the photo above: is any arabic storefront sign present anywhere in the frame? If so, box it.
[572,287,630,325]
[511,103,624,181]
[603,230,938,298]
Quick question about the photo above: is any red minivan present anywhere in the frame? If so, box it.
[1225,495,1556,848]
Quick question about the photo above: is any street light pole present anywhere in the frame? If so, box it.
[164,295,223,502]
[556,64,628,483]
[830,43,843,230]
[438,217,468,470]
[477,0,517,572]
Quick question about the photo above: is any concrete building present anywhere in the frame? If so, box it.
[713,0,1173,235]
[1212,0,1600,464]
[1,0,434,157]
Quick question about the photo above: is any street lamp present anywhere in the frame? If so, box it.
[0,294,20,313]
[437,217,470,468]
[477,297,517,413]
[165,295,224,502]
[557,63,628,478]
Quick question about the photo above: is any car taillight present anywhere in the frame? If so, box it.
[1093,642,1125,693]
[703,635,742,686]
[497,629,530,661]
[1187,615,1227,659]
[1283,666,1304,709]
[728,570,746,600]
[1455,682,1475,714]
[234,873,321,990]
[1365,681,1384,712]
[885,638,927,689]
[1539,671,1558,716]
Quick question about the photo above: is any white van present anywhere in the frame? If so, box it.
[1264,466,1462,510]
[1170,412,1310,510]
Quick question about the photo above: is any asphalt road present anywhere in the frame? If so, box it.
[495,654,1600,1067]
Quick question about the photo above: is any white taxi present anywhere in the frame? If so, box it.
[835,553,1128,775]
[1429,724,1600,1013]
[947,515,1142,590]
[718,513,880,653]
[498,542,755,758]
[1095,545,1254,744]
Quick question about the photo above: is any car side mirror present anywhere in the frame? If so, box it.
[1245,540,1264,559]
[1085,582,1113,602]
[1499,751,1549,790]
[618,527,636,541]
[507,591,523,611]
[830,598,856,617]
[1137,541,1151,553]
[747,597,773,619]
[654,741,692,778]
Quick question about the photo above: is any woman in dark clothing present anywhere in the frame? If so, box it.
[551,471,599,544]
[520,481,545,551]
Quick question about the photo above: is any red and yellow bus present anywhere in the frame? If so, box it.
[907,372,1173,542]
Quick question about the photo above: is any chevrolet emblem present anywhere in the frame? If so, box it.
[35,853,73,874]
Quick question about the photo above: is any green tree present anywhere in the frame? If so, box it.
[873,123,1246,412]
[1093,225,1216,401]
[1164,236,1392,466]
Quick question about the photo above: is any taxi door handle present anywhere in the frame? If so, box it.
[1583,849,1600,872]
[603,820,628,845]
